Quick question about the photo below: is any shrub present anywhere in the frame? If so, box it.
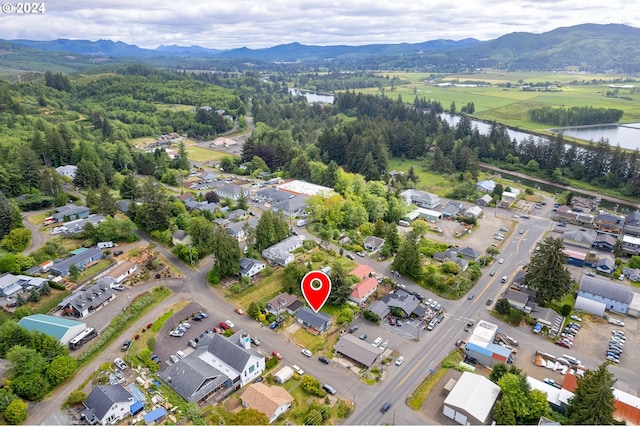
[265,357,279,369]
[66,390,86,406]
[4,398,28,424]
[561,304,572,316]
[362,309,381,324]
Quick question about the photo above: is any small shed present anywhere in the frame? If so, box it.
[274,366,294,384]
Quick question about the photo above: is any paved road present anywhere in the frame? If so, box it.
[21,208,48,254]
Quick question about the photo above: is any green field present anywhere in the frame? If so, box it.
[357,71,640,131]
[184,146,229,161]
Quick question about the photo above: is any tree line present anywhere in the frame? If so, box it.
[528,106,624,126]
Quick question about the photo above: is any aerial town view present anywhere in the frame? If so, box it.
[0,1,639,425]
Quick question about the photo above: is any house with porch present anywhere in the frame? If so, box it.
[81,384,135,425]
[238,258,265,278]
[240,383,293,424]
[592,233,617,252]
[296,307,331,334]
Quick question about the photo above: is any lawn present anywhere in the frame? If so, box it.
[292,328,326,353]
[77,259,113,282]
[184,146,229,162]
[407,350,463,410]
[226,269,285,308]
[386,158,457,196]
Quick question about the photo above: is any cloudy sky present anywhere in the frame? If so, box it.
[0,0,638,50]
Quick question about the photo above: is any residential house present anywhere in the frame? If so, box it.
[217,183,250,201]
[443,372,501,425]
[476,179,496,193]
[433,249,469,271]
[55,165,78,180]
[49,247,103,277]
[296,307,332,334]
[58,281,115,318]
[477,194,493,207]
[56,214,106,235]
[262,236,305,266]
[399,189,441,209]
[592,233,617,252]
[504,289,529,311]
[575,275,635,316]
[624,211,640,237]
[178,193,195,203]
[158,331,265,404]
[81,385,134,426]
[623,267,640,282]
[241,383,294,424]
[226,219,258,241]
[570,196,599,212]
[529,306,565,337]
[18,314,87,345]
[563,248,587,268]
[266,293,302,315]
[226,209,247,222]
[562,229,597,249]
[105,262,137,284]
[501,191,518,206]
[363,236,385,252]
[596,256,616,275]
[172,230,192,246]
[116,200,130,213]
[349,264,375,280]
[334,334,383,367]
[458,247,482,261]
[442,201,465,218]
[594,211,625,235]
[239,258,266,278]
[464,206,483,218]
[623,234,640,256]
[348,277,378,306]
[0,274,27,298]
[185,199,207,210]
[271,196,308,218]
[51,205,90,223]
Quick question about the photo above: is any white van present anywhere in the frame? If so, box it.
[398,220,411,227]
[296,219,307,227]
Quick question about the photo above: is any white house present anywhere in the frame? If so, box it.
[399,189,441,209]
[105,261,138,284]
[241,383,293,424]
[239,258,266,278]
[262,236,305,266]
[56,165,78,180]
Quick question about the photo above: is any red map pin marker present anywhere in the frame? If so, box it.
[301,271,332,313]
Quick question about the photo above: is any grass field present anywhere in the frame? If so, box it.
[357,71,640,131]
[184,146,228,162]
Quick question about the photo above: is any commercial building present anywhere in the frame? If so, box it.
[18,314,86,345]
[442,372,501,425]
[463,320,513,366]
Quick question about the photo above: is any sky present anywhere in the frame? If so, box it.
[0,0,638,50]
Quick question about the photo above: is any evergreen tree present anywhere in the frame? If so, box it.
[0,191,13,239]
[522,237,573,303]
[210,227,241,277]
[359,152,380,181]
[119,174,140,200]
[566,363,616,425]
[135,178,171,232]
[96,186,118,217]
[236,191,248,211]
[392,231,422,279]
[174,141,190,171]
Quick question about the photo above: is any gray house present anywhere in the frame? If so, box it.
[51,205,90,223]
[623,211,640,237]
[575,275,634,316]
[262,236,304,266]
[217,184,250,201]
[49,247,103,277]
[296,307,331,334]
[81,384,134,425]
[271,196,308,218]
[363,236,385,252]
[595,257,616,275]
[334,334,383,367]
[59,281,114,318]
[563,229,597,249]
[399,189,440,209]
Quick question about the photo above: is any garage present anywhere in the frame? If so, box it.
[442,372,501,425]
[574,295,606,317]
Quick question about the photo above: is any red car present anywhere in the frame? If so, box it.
[272,351,282,360]
[213,327,223,334]
[219,321,230,330]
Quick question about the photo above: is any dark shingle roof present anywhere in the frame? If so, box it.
[158,356,227,403]
[296,307,331,329]
[84,385,131,421]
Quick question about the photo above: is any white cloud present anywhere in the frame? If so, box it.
[0,0,637,49]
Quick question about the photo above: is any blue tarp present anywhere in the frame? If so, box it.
[143,407,167,423]
[130,401,143,415]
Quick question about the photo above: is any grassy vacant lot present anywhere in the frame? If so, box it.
[78,259,113,282]
[184,145,228,162]
[357,71,640,132]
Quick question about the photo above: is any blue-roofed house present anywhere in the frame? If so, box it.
[18,314,87,345]
[49,247,103,277]
[296,307,332,334]
[81,384,134,425]
[143,407,167,424]
[476,179,496,193]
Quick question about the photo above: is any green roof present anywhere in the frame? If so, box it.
[70,247,88,256]
[18,314,85,341]
[403,210,421,221]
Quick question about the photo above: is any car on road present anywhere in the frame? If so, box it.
[113,250,124,256]
[272,351,282,360]
[322,384,336,395]
[357,251,366,257]
[489,271,496,276]
[250,336,260,346]
[359,334,367,341]
[114,358,128,370]
[486,298,494,306]
[380,340,389,350]
[498,258,504,264]
[170,354,179,363]
[318,356,330,365]
[519,229,524,234]
[557,222,567,227]
[347,325,358,333]
[234,307,244,315]
[301,349,313,357]
[121,339,132,351]
[381,402,392,413]
[501,276,508,283]
[345,253,355,260]
[512,214,519,218]
[455,339,464,347]
[467,293,475,300]
[395,356,405,366]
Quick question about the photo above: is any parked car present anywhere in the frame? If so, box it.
[499,258,504,264]
[112,284,125,291]
[301,349,313,357]
[219,321,231,330]
[250,336,261,346]
[486,298,494,306]
[113,250,124,256]
[570,315,582,322]
[347,326,358,333]
[121,340,132,351]
[380,340,389,350]
[176,350,186,359]
[170,354,179,363]
[318,356,330,365]
[467,293,475,300]
[188,339,197,348]
[213,326,223,334]
[357,251,366,257]
[169,330,184,337]
[345,253,355,260]
[272,351,282,360]
[234,307,244,315]
[372,337,383,347]
[359,334,367,341]
[114,358,128,370]
[608,318,625,327]
[292,364,305,375]
[389,316,396,326]
[395,356,405,366]
[224,320,235,328]
[322,384,336,395]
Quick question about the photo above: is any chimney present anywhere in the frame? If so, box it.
[239,332,251,350]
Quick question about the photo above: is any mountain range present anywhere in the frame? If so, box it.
[1,23,639,74]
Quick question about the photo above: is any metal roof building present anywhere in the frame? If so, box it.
[443,372,501,425]
[334,334,383,367]
[18,314,86,345]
